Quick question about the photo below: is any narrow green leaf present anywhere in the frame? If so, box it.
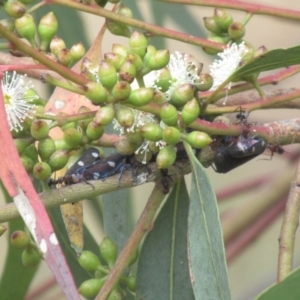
[232,45,300,79]
[256,267,300,300]
[136,179,194,300]
[184,142,231,300]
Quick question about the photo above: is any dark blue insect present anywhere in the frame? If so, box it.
[213,136,266,173]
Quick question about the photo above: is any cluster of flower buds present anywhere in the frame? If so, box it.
[10,230,42,268]
[78,236,137,298]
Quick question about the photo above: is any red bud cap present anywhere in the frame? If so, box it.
[181,98,200,125]
[11,230,30,249]
[3,0,26,18]
[194,73,213,91]
[104,52,126,71]
[48,149,69,171]
[228,21,245,40]
[94,106,115,126]
[38,12,58,51]
[119,60,136,83]
[170,83,194,107]
[78,250,101,272]
[100,236,118,268]
[30,120,49,140]
[22,247,41,268]
[160,103,178,126]
[86,121,104,141]
[84,81,108,104]
[186,131,212,149]
[125,87,154,106]
[156,145,177,169]
[141,123,163,142]
[38,137,56,161]
[63,128,82,147]
[50,36,66,56]
[15,14,37,47]
[98,61,118,89]
[214,8,233,30]
[162,127,180,145]
[116,107,134,128]
[79,278,106,298]
[33,162,51,181]
[203,16,224,34]
[129,30,148,59]
[111,81,131,102]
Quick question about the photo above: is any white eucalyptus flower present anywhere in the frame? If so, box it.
[2,71,37,131]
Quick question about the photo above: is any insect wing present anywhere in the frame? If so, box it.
[66,147,101,176]
[227,137,266,158]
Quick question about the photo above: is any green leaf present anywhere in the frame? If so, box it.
[256,268,300,300]
[184,142,231,300]
[232,45,300,79]
[0,185,38,300]
[136,179,194,300]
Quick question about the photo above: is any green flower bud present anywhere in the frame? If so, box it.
[50,36,66,56]
[125,87,154,106]
[38,12,58,51]
[30,120,49,140]
[162,127,180,145]
[124,130,144,144]
[84,81,108,104]
[111,81,131,102]
[123,275,136,292]
[149,141,160,153]
[152,90,167,105]
[38,137,56,161]
[160,103,178,126]
[119,60,136,83]
[61,121,77,131]
[141,123,163,142]
[14,138,33,154]
[107,288,122,300]
[19,0,35,4]
[3,0,26,19]
[126,52,143,72]
[116,137,138,155]
[98,61,118,89]
[100,236,118,268]
[48,149,69,171]
[203,33,230,55]
[21,155,34,172]
[203,16,224,34]
[194,73,213,91]
[70,42,85,63]
[0,224,7,236]
[155,67,171,92]
[86,121,104,141]
[22,247,41,268]
[23,88,46,106]
[112,43,128,57]
[104,52,126,71]
[11,230,30,249]
[118,5,133,18]
[79,278,106,298]
[77,106,92,130]
[63,128,82,147]
[129,30,148,59]
[33,162,51,181]
[147,49,170,71]
[156,145,176,169]
[94,106,115,126]
[186,131,212,149]
[228,21,245,40]
[181,98,200,125]
[23,143,38,163]
[116,107,134,128]
[214,8,233,30]
[134,150,153,164]
[106,16,132,38]
[57,48,72,66]
[78,250,101,272]
[15,14,37,47]
[0,19,15,37]
[170,83,194,107]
